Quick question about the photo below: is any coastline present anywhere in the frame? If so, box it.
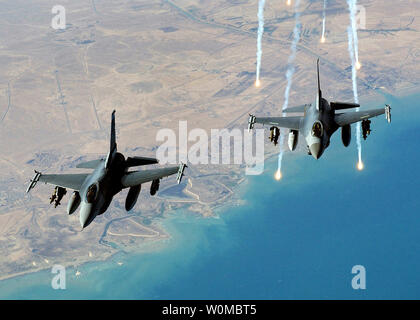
[0,87,416,286]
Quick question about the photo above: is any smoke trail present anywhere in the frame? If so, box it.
[347,26,362,166]
[255,0,266,86]
[282,2,302,113]
[346,28,358,104]
[347,0,362,167]
[276,0,302,178]
[321,0,327,42]
[347,0,360,66]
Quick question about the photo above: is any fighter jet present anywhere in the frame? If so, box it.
[248,59,392,159]
[26,110,187,229]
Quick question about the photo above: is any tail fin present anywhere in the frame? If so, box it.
[110,110,117,153]
[316,59,322,110]
[105,110,117,169]
[317,58,322,98]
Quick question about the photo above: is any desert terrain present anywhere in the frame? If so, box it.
[0,0,418,280]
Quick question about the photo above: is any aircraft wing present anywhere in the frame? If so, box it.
[121,163,187,188]
[76,158,104,169]
[335,107,386,127]
[249,115,302,130]
[26,171,89,193]
[125,156,159,167]
[283,104,311,113]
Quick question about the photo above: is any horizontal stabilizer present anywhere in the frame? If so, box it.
[331,102,360,110]
[126,156,159,167]
[121,166,179,188]
[283,104,311,113]
[76,159,104,169]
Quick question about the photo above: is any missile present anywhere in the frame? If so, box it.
[385,104,392,123]
[248,114,256,132]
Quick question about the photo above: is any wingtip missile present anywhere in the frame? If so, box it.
[385,104,392,123]
[26,170,41,193]
[248,114,256,132]
[176,163,188,184]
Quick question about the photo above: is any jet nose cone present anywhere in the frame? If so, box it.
[79,202,93,229]
[310,143,321,159]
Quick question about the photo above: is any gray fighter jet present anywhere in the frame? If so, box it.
[248,59,391,159]
[26,111,187,229]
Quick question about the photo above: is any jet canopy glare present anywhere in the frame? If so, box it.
[311,121,324,138]
[86,184,98,203]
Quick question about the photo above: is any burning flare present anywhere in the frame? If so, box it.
[320,36,326,43]
[275,169,282,181]
[287,0,292,6]
[276,0,301,178]
[255,79,261,88]
[348,0,363,173]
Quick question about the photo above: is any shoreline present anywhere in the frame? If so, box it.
[0,86,417,285]
[0,230,169,283]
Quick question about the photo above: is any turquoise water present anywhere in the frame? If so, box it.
[1,92,419,299]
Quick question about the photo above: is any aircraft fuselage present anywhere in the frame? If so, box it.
[78,152,127,228]
[302,97,339,159]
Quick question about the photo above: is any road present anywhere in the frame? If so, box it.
[0,82,11,124]
[54,70,72,134]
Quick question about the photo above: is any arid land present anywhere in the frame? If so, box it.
[0,0,419,280]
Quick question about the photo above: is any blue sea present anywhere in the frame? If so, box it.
[1,92,419,299]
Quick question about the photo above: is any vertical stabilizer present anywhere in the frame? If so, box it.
[110,110,117,153]
[316,59,322,110]
[317,58,321,97]
[105,110,117,169]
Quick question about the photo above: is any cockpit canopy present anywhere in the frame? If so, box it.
[311,121,324,138]
[86,183,98,203]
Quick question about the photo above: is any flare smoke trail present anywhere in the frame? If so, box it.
[276,0,302,177]
[321,0,327,41]
[347,26,362,165]
[347,0,362,166]
[347,0,359,65]
[255,0,266,86]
